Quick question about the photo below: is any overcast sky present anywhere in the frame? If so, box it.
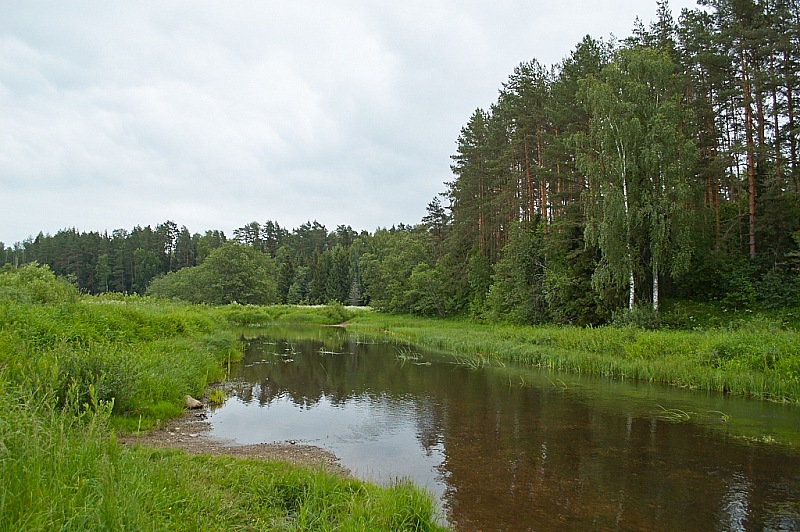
[1,1,700,244]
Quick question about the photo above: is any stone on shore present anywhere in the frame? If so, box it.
[185,395,203,409]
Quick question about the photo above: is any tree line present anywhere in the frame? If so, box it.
[2,0,799,325]
[441,0,800,324]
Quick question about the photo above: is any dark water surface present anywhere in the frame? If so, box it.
[209,327,800,530]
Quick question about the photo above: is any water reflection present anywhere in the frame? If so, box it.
[210,327,800,531]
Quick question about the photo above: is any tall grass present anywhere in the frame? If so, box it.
[347,312,800,403]
[0,378,443,531]
[1,287,240,428]
[0,265,445,531]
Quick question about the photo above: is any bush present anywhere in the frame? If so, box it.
[611,305,660,330]
[323,301,355,324]
[756,269,799,309]
[148,242,277,305]
[722,260,757,310]
[0,263,77,305]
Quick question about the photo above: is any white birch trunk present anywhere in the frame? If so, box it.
[652,261,659,313]
[622,151,634,311]
[616,128,635,311]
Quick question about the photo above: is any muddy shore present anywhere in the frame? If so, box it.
[117,409,349,475]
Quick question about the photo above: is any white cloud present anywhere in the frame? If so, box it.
[1,0,700,244]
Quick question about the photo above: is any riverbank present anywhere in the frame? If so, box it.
[0,265,445,531]
[116,408,349,474]
[204,300,800,403]
[345,310,800,404]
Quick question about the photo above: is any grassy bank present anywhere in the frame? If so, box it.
[0,265,444,531]
[213,301,359,326]
[346,311,800,404]
[0,384,441,530]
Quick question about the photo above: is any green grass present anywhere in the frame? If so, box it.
[214,301,364,327]
[660,299,800,330]
[0,381,444,531]
[1,290,240,428]
[346,311,800,404]
[0,265,445,531]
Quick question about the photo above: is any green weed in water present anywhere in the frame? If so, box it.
[207,388,226,405]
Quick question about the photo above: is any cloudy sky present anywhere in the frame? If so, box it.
[1,0,699,245]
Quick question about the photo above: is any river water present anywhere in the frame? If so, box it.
[208,326,800,530]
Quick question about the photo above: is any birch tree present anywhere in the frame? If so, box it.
[580,47,697,312]
[579,54,642,310]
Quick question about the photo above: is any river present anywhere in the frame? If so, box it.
[208,326,800,530]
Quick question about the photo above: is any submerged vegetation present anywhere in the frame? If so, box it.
[0,264,444,531]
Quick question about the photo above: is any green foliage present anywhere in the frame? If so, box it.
[404,263,446,317]
[133,248,163,293]
[543,218,613,325]
[467,250,492,318]
[207,388,226,405]
[0,263,78,304]
[325,245,352,303]
[722,260,757,310]
[580,47,697,311]
[0,383,126,530]
[322,301,356,324]
[216,303,362,327]
[145,266,209,302]
[756,269,799,309]
[148,242,277,305]
[287,265,311,304]
[611,304,661,330]
[359,228,437,314]
[204,242,277,304]
[1,265,238,421]
[487,222,548,324]
[348,311,800,403]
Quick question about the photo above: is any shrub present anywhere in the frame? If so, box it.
[0,263,77,305]
[611,305,660,330]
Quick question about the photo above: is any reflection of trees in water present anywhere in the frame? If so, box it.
[412,398,443,457]
[233,330,800,531]
[240,336,444,408]
[437,372,800,530]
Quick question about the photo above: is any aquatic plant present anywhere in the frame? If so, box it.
[207,388,226,405]
[395,345,422,362]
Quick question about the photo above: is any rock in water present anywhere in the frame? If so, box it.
[185,395,203,409]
